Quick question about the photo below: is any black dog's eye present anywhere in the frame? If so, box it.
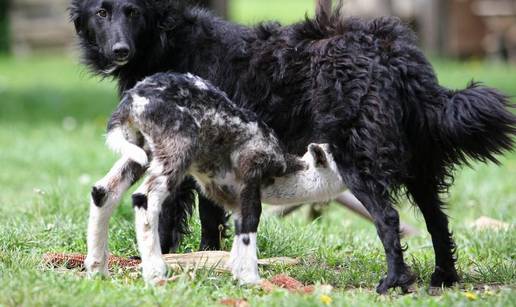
[129,9,140,18]
[96,9,108,18]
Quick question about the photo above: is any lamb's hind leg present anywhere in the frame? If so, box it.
[85,158,144,276]
[132,136,195,284]
[132,173,171,284]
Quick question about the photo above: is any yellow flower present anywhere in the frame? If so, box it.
[320,294,333,305]
[464,291,478,301]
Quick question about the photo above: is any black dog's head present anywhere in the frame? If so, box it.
[70,0,161,74]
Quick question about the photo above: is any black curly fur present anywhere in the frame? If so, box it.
[158,176,197,253]
[70,0,516,293]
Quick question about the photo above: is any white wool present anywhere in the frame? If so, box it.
[106,127,148,166]
[132,93,150,116]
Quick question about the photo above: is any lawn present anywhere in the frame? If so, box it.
[230,0,314,24]
[0,3,515,307]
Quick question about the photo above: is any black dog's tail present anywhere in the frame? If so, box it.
[435,83,516,165]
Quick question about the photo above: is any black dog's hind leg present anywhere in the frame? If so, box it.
[199,194,228,250]
[351,180,416,294]
[407,181,459,288]
[158,180,228,253]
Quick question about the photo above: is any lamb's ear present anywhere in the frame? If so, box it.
[308,144,329,168]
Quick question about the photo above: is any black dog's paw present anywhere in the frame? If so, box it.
[430,266,460,288]
[91,186,107,207]
[132,193,148,210]
[376,269,417,295]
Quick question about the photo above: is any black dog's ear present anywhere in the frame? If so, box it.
[309,144,329,168]
[68,2,83,34]
[73,17,82,34]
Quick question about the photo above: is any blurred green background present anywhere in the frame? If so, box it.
[230,0,315,23]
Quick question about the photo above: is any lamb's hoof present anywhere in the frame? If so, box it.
[91,186,107,207]
[85,255,109,277]
[376,270,416,295]
[235,270,261,285]
[230,259,260,285]
[141,258,168,286]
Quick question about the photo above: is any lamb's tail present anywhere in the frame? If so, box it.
[436,82,516,165]
[106,97,148,166]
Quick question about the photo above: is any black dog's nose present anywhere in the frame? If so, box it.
[112,43,130,61]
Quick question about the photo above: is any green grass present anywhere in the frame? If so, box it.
[230,0,314,24]
[1,6,516,307]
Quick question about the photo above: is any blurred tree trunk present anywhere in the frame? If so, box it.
[194,0,228,19]
[386,0,394,15]
[0,0,8,53]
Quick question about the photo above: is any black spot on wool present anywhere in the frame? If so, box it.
[242,235,250,246]
[91,186,107,208]
[132,193,148,210]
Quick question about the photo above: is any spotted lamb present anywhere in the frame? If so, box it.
[86,72,346,284]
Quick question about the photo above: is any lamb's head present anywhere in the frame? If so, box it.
[304,143,340,175]
[261,143,346,206]
[298,143,346,201]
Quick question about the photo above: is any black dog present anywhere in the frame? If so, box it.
[70,0,516,293]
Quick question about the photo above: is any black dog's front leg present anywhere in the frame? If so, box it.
[158,178,228,253]
[158,177,198,253]
[199,194,228,250]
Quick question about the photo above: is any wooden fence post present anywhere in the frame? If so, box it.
[194,0,228,19]
[211,0,228,19]
[0,0,9,53]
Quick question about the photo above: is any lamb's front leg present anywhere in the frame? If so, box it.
[85,158,144,276]
[229,181,262,285]
[132,174,170,284]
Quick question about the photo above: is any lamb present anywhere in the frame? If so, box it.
[86,72,346,284]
